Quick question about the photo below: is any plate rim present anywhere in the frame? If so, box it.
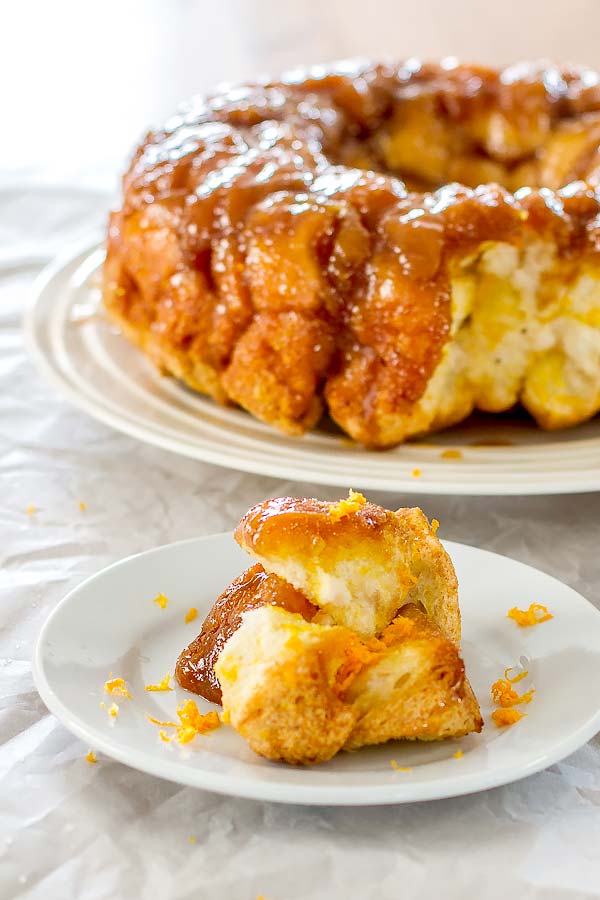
[33,532,600,806]
[24,236,600,496]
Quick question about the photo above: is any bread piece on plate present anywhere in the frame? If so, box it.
[234,494,460,641]
[215,606,361,764]
[345,605,482,749]
[175,563,316,703]
[215,603,481,765]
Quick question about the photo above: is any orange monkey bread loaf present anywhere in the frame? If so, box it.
[105,60,600,447]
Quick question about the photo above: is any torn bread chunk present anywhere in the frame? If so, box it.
[175,563,316,704]
[234,495,460,641]
[215,606,360,764]
[215,604,481,765]
[344,605,482,749]
[176,494,480,766]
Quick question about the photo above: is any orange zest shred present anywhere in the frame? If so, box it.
[175,701,221,745]
[147,702,221,745]
[411,468,422,478]
[26,504,37,516]
[185,607,198,624]
[491,679,535,708]
[492,707,526,727]
[153,592,169,610]
[390,760,412,772]
[147,714,178,727]
[333,636,381,695]
[79,500,87,512]
[504,666,528,684]
[85,750,97,764]
[507,603,553,627]
[329,489,367,522]
[104,677,132,699]
[440,449,463,460]
[177,727,198,745]
[145,673,173,692]
[108,703,119,718]
[453,749,463,759]
[491,666,535,708]
[378,615,415,647]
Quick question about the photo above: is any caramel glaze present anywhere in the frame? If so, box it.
[175,563,317,703]
[235,495,391,552]
[104,59,600,446]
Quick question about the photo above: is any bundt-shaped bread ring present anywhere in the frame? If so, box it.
[104,59,600,447]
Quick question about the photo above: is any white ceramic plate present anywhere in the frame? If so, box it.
[25,235,600,495]
[34,532,600,805]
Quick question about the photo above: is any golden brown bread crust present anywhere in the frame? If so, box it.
[104,60,600,446]
[175,563,316,703]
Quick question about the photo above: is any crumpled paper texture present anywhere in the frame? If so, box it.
[1,186,600,900]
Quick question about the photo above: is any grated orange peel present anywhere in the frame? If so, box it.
[492,708,526,727]
[145,673,173,692]
[440,449,463,460]
[507,603,553,627]
[175,700,220,744]
[147,714,178,727]
[491,679,535,708]
[328,489,367,522]
[490,663,535,726]
[378,615,415,647]
[104,676,132,699]
[147,700,221,745]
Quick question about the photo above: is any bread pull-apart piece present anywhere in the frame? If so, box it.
[215,606,361,764]
[344,605,482,749]
[175,563,317,704]
[215,604,482,765]
[234,494,460,642]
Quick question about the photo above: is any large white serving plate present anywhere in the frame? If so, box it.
[34,532,600,806]
[26,235,600,494]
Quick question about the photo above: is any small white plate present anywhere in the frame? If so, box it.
[25,235,600,495]
[34,533,600,805]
